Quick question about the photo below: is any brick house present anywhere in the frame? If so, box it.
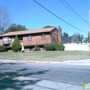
[0,27,62,51]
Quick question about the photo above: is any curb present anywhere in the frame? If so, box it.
[0,59,61,64]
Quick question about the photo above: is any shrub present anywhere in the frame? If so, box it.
[34,44,40,51]
[0,45,6,52]
[44,43,55,51]
[11,35,22,52]
[44,43,65,51]
[55,43,65,51]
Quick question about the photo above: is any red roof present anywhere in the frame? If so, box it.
[0,27,56,37]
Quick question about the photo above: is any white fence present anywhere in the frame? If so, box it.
[64,43,89,51]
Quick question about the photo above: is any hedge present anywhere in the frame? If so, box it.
[44,43,55,51]
[44,43,65,51]
[55,43,65,51]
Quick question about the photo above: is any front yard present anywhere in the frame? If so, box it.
[0,51,90,62]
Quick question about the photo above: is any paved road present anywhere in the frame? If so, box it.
[0,62,90,90]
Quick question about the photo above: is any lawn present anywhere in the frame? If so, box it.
[0,51,90,62]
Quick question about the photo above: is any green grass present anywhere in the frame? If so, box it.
[0,51,90,62]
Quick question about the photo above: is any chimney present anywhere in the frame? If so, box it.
[58,26,62,43]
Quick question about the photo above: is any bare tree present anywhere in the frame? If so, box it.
[72,33,84,43]
[0,7,10,34]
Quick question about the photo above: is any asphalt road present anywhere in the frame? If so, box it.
[0,62,90,90]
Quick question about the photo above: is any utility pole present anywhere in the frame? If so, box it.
[89,11,90,55]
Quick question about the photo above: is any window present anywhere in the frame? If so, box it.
[28,35,32,41]
[19,36,23,40]
[41,34,46,40]
[30,48,33,51]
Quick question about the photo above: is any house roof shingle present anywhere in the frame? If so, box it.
[0,27,56,37]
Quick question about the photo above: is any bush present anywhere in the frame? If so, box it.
[0,45,6,52]
[44,43,55,51]
[11,35,22,52]
[55,43,65,51]
[34,44,40,51]
[44,43,65,51]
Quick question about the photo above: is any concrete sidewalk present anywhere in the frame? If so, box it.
[14,76,83,90]
[60,59,90,66]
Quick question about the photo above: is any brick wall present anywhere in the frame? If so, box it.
[51,28,62,44]
[58,27,62,43]
[11,38,14,46]
[23,33,51,46]
[0,38,2,45]
[51,28,58,43]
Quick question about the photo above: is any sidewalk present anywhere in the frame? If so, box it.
[14,76,82,90]
[23,80,82,90]
[60,59,90,65]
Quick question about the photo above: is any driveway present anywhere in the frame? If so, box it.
[0,61,90,90]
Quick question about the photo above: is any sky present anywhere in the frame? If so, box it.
[0,0,90,38]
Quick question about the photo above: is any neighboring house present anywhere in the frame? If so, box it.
[83,38,88,43]
[62,36,74,44]
[0,27,62,51]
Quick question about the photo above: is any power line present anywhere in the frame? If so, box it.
[33,0,87,33]
[59,0,88,26]
[63,0,88,22]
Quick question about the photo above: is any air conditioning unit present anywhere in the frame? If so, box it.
[3,37,11,44]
